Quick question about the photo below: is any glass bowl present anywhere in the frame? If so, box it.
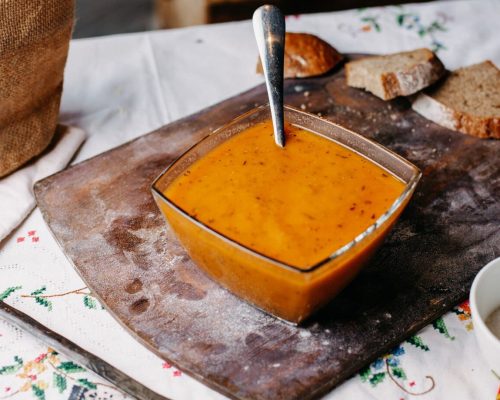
[152,104,421,324]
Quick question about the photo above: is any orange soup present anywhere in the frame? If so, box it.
[164,120,405,269]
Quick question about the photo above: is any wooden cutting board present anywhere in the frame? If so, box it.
[35,55,499,400]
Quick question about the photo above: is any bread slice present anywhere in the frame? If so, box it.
[257,32,343,78]
[412,61,500,139]
[345,48,445,100]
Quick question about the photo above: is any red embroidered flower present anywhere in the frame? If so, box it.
[162,361,172,369]
[460,300,471,314]
[28,230,36,236]
[17,237,25,243]
[31,237,39,243]
[173,370,182,377]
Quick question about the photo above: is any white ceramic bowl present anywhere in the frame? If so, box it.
[470,257,500,376]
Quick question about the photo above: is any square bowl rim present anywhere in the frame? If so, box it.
[151,104,422,274]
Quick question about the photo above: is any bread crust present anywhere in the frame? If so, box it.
[412,93,500,139]
[345,49,445,100]
[412,60,500,139]
[256,32,343,78]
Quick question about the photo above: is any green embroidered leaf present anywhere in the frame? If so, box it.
[369,372,385,386]
[433,317,455,340]
[374,23,381,32]
[83,295,97,310]
[406,335,430,351]
[391,367,407,380]
[0,356,23,375]
[397,14,405,26]
[430,21,446,32]
[432,42,446,52]
[0,286,21,301]
[30,286,47,296]
[57,361,85,373]
[31,384,45,400]
[359,366,371,382]
[77,379,97,390]
[53,372,67,393]
[35,296,53,311]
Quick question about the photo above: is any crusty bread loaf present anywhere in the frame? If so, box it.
[345,48,445,100]
[257,32,343,78]
[412,61,500,139]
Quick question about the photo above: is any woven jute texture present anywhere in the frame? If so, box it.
[0,0,74,177]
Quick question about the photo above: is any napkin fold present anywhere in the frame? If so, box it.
[0,125,85,242]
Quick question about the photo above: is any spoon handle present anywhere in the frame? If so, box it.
[253,5,286,147]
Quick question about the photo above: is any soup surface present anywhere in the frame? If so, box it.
[164,120,405,269]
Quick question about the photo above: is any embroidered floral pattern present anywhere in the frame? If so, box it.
[432,317,455,340]
[161,362,183,378]
[406,335,430,351]
[360,344,435,395]
[0,287,21,302]
[0,348,125,399]
[339,7,451,52]
[395,10,450,51]
[453,300,473,331]
[0,285,103,312]
[358,298,486,397]
[360,15,381,32]
[16,230,40,245]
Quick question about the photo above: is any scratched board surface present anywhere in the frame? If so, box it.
[35,55,499,400]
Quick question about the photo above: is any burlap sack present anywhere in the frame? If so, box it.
[0,0,74,177]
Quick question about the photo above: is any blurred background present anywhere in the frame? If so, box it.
[74,0,434,38]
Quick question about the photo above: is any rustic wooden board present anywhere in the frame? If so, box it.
[35,55,499,400]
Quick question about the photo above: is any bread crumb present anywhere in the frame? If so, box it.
[300,104,307,110]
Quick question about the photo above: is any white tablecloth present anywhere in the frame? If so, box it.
[1,1,499,399]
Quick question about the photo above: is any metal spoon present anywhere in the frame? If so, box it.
[253,5,286,147]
